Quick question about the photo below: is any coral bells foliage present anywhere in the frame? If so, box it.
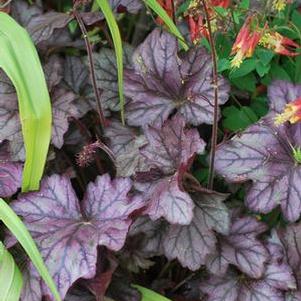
[3,1,301,301]
[9,174,144,300]
[215,81,301,222]
[124,29,230,126]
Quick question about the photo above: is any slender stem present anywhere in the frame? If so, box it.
[0,0,12,9]
[201,0,219,190]
[73,9,106,127]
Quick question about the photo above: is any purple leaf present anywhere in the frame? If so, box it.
[140,115,205,173]
[44,55,64,92]
[0,71,19,142]
[62,56,102,118]
[268,80,301,143]
[11,174,143,300]
[268,81,301,114]
[11,0,42,27]
[27,12,73,44]
[0,67,79,157]
[124,29,229,127]
[64,56,89,95]
[141,171,195,225]
[0,160,22,197]
[104,120,149,177]
[20,263,43,301]
[163,191,229,270]
[51,87,79,148]
[201,234,296,301]
[200,271,284,301]
[109,0,142,13]
[94,45,133,111]
[221,217,268,278]
[279,223,301,296]
[129,216,166,256]
[215,114,301,222]
[135,115,205,225]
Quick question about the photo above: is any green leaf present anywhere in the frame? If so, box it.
[229,58,256,79]
[295,55,301,83]
[176,0,191,17]
[222,105,258,131]
[0,241,23,301]
[239,0,250,9]
[0,198,61,301]
[133,284,171,301]
[261,62,292,85]
[0,13,52,192]
[143,0,188,51]
[218,58,230,72]
[95,0,125,123]
[214,6,228,17]
[292,9,301,30]
[255,48,274,66]
[231,73,257,92]
[250,96,268,118]
[255,62,271,77]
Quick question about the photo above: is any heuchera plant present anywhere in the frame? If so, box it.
[1,0,301,301]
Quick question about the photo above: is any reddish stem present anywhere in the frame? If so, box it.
[73,9,106,127]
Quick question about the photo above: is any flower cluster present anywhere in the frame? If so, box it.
[231,17,300,67]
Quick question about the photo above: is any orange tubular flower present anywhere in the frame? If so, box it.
[188,15,208,43]
[230,17,263,68]
[211,0,231,8]
[260,31,300,57]
[275,98,301,125]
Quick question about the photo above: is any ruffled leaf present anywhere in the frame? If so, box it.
[11,174,143,300]
[94,45,133,111]
[104,120,149,177]
[163,191,229,270]
[136,115,205,224]
[124,29,230,127]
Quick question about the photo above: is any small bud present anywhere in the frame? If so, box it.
[76,141,101,167]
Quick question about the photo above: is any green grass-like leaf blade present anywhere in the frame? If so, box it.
[0,242,23,301]
[143,0,188,51]
[133,284,172,301]
[0,12,52,192]
[96,0,125,124]
[0,198,61,301]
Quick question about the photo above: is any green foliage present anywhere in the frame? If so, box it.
[95,0,125,123]
[222,105,258,131]
[0,198,61,301]
[293,147,301,164]
[133,284,172,301]
[143,0,188,51]
[0,242,23,301]
[0,13,52,192]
